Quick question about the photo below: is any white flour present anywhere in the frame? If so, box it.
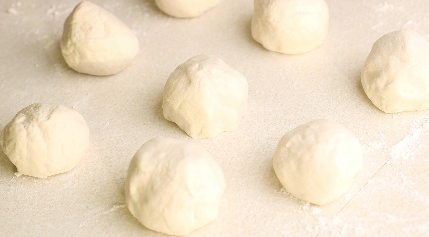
[276,117,429,236]
[390,118,429,161]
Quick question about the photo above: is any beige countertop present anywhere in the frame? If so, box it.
[1,0,429,236]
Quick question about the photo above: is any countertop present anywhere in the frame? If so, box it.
[1,0,429,236]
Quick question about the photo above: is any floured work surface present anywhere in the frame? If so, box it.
[0,0,428,236]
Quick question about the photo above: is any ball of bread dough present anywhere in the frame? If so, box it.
[162,55,248,139]
[0,103,89,178]
[361,30,429,113]
[273,120,362,205]
[155,0,220,18]
[61,1,139,76]
[251,0,329,54]
[125,137,225,236]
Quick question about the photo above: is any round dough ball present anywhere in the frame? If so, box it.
[0,103,89,178]
[155,0,220,18]
[125,137,225,236]
[251,0,329,54]
[361,30,429,113]
[273,120,362,205]
[162,55,248,139]
[61,1,139,76]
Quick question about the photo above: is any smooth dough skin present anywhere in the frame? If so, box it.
[61,1,139,76]
[155,0,220,18]
[125,137,226,236]
[0,103,89,178]
[162,55,248,139]
[273,120,362,205]
[251,0,329,54]
[361,30,429,113]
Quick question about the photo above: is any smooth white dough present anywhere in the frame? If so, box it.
[273,120,362,206]
[0,103,89,178]
[361,30,429,113]
[125,137,225,236]
[163,55,248,139]
[61,1,139,76]
[251,0,329,54]
[155,0,220,18]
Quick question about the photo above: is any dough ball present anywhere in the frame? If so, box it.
[251,0,329,54]
[125,137,225,236]
[162,55,248,139]
[155,0,220,18]
[273,120,362,205]
[361,30,429,113]
[0,103,89,178]
[61,1,139,76]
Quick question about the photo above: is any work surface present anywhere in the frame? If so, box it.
[1,0,429,236]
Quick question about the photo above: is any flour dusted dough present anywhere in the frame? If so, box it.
[251,0,329,54]
[61,1,139,76]
[0,103,89,178]
[155,0,220,18]
[163,55,248,139]
[273,120,362,205]
[125,137,225,236]
[361,30,429,113]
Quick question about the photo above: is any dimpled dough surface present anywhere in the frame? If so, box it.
[162,55,248,139]
[124,137,225,236]
[361,30,429,113]
[61,1,139,76]
[0,103,89,178]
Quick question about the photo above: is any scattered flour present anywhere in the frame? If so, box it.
[360,131,387,153]
[6,2,21,15]
[374,2,395,13]
[79,204,126,228]
[275,187,320,216]
[403,20,413,28]
[7,7,17,15]
[370,1,406,32]
[361,139,387,153]
[103,204,126,215]
[390,118,429,161]
[46,4,72,17]
[344,193,352,200]
[371,21,383,30]
[310,206,321,216]
[277,117,429,236]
